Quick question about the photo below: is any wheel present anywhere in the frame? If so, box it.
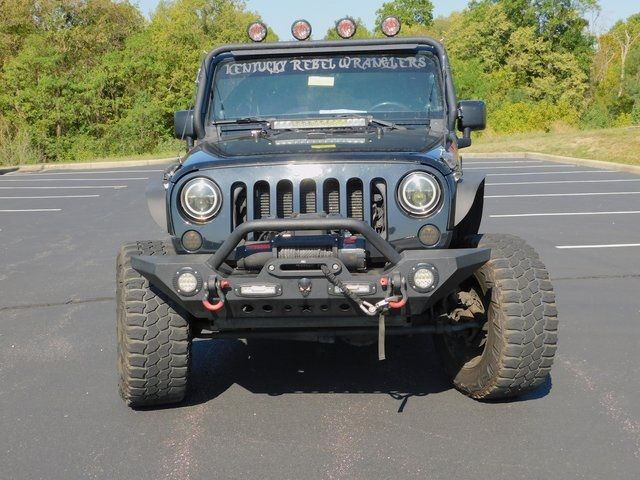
[116,240,191,408]
[434,234,558,400]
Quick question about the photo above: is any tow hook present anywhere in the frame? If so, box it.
[202,275,229,312]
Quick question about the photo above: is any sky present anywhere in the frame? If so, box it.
[135,0,637,38]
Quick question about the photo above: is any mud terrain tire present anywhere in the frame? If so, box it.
[116,241,191,408]
[434,234,558,400]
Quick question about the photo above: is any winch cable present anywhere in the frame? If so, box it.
[320,264,407,361]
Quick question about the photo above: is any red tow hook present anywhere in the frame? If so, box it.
[388,297,407,309]
[202,298,225,312]
[202,277,230,312]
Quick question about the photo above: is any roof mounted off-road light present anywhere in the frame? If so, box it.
[381,16,401,37]
[247,22,268,42]
[336,17,357,39]
[291,19,312,41]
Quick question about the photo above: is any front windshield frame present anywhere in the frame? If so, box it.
[206,50,446,126]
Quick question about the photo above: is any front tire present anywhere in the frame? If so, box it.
[116,241,191,408]
[434,234,558,400]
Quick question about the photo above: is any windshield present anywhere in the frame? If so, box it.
[209,53,444,124]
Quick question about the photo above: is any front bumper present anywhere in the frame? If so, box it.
[131,218,489,330]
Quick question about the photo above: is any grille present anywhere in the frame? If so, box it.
[240,177,387,236]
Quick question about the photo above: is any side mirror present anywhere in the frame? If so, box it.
[174,110,195,144]
[457,100,486,148]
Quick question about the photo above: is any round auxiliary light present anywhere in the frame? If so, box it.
[409,264,438,293]
[173,268,203,297]
[291,19,312,41]
[397,172,441,217]
[182,230,203,252]
[336,17,357,39]
[381,16,402,37]
[180,177,222,223]
[247,22,268,43]
[418,224,441,247]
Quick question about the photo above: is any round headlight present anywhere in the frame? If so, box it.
[397,172,441,217]
[180,178,222,222]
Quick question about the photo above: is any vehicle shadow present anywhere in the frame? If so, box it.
[185,335,452,411]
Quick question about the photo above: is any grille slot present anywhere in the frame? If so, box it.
[277,180,293,218]
[347,178,364,221]
[371,179,387,238]
[323,178,340,215]
[231,182,247,231]
[254,181,270,219]
[300,179,316,214]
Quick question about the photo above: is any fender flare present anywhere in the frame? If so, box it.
[453,172,485,242]
[146,176,169,233]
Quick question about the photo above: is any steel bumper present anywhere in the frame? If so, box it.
[130,218,490,329]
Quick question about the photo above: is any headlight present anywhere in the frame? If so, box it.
[397,172,441,216]
[180,178,222,222]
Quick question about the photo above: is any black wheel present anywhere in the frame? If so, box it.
[116,241,191,408]
[434,234,558,400]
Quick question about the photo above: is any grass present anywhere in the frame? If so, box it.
[468,126,640,166]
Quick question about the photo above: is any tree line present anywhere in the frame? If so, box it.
[0,0,638,164]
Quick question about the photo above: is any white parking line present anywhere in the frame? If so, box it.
[491,211,640,218]
[556,243,640,249]
[488,179,640,186]
[0,177,147,182]
[489,170,617,176]
[486,191,640,198]
[0,195,100,199]
[462,160,544,165]
[0,185,127,189]
[0,208,61,212]
[8,169,163,176]
[465,164,575,170]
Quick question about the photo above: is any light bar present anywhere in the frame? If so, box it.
[381,16,401,37]
[336,17,357,39]
[272,118,367,130]
[247,22,268,42]
[291,19,312,41]
[236,284,282,298]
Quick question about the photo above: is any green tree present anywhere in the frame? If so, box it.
[375,0,434,28]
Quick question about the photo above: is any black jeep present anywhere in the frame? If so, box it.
[116,18,558,408]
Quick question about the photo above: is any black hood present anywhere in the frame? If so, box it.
[176,127,451,179]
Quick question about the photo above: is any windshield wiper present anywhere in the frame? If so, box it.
[213,117,274,126]
[335,114,406,131]
[367,117,406,130]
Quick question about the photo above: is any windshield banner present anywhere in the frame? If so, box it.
[222,56,429,76]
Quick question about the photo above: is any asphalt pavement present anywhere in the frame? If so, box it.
[1,157,639,479]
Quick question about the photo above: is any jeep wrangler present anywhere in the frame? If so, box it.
[116,17,558,408]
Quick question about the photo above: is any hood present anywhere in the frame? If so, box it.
[175,128,451,180]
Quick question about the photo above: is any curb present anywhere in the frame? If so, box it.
[10,157,175,173]
[0,166,19,175]
[463,151,640,174]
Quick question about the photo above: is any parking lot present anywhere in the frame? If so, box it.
[1,157,639,479]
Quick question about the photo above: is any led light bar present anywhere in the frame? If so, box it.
[272,118,368,130]
[235,284,282,298]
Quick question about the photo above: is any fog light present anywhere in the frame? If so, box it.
[418,224,440,246]
[173,268,202,297]
[182,230,203,251]
[409,264,438,292]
